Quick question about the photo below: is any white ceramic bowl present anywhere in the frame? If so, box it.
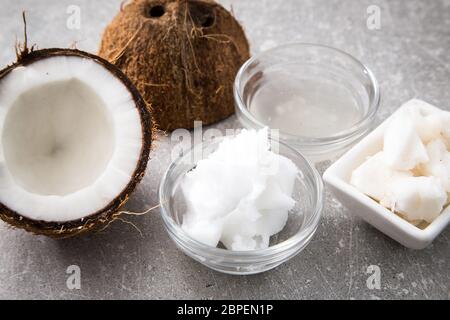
[323,101,450,249]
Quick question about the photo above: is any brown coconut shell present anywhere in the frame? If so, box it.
[99,0,250,131]
[0,48,153,238]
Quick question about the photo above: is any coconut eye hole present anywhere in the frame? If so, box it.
[147,4,165,18]
[200,14,215,28]
[188,2,216,28]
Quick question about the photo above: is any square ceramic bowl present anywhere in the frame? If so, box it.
[323,101,450,249]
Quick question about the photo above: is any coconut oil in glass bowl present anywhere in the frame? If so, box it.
[159,136,323,275]
[234,43,380,164]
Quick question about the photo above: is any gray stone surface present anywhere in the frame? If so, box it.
[0,0,449,300]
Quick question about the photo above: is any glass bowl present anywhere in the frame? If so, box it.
[159,135,323,275]
[234,43,380,163]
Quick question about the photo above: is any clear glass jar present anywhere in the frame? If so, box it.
[159,137,323,275]
[234,43,380,163]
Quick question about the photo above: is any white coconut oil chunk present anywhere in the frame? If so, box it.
[181,129,298,251]
[351,99,450,224]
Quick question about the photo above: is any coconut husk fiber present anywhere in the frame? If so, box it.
[99,0,250,131]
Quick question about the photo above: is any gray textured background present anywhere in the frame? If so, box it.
[0,0,449,300]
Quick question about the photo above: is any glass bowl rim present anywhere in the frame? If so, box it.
[233,42,381,147]
[159,135,324,259]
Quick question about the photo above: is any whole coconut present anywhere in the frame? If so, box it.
[99,0,250,131]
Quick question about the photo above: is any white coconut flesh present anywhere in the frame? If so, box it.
[0,56,143,222]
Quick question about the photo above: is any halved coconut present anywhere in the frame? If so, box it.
[99,0,250,131]
[0,48,152,238]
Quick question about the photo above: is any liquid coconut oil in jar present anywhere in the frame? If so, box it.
[235,43,380,162]
[249,70,366,138]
